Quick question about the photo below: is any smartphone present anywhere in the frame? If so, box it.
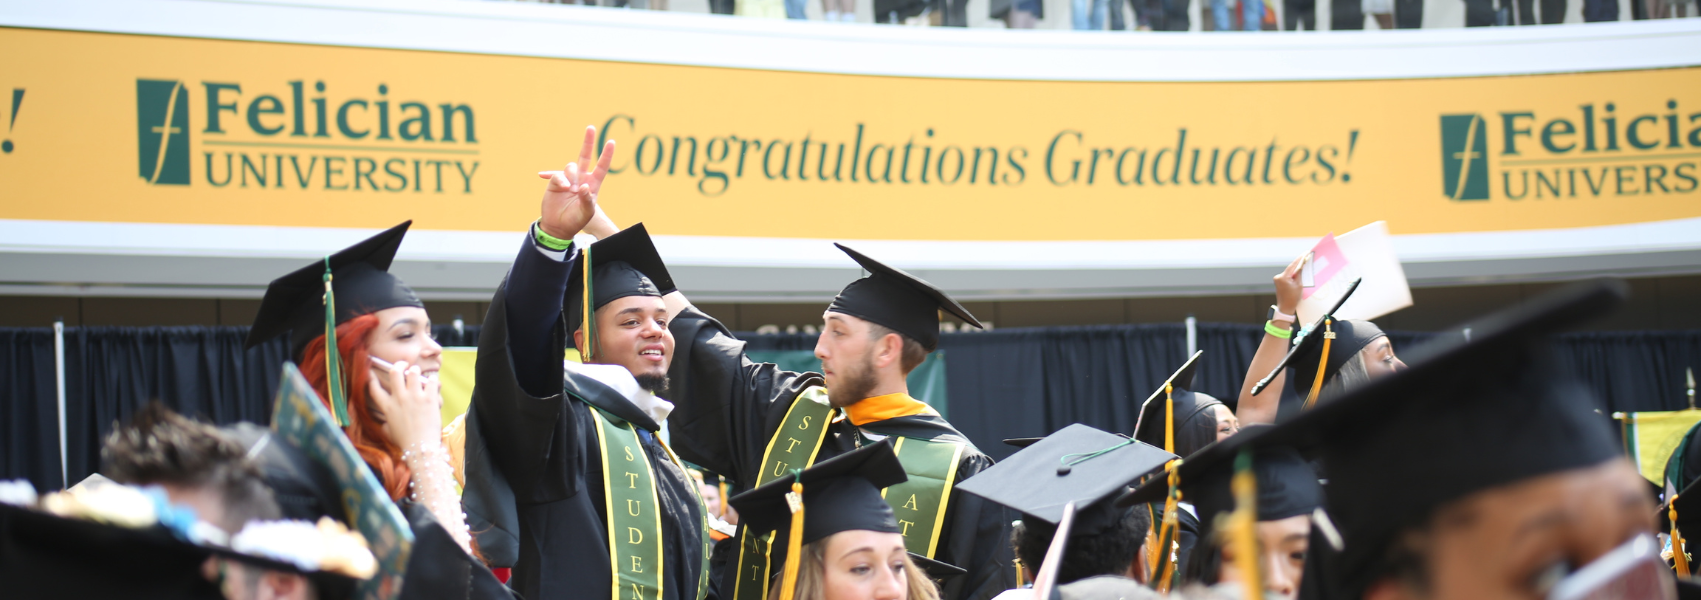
[369,355,437,383]
[369,355,397,373]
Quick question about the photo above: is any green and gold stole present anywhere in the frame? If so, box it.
[848,393,967,558]
[732,387,836,600]
[881,436,965,558]
[591,406,712,600]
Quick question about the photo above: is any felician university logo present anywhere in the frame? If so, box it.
[136,79,190,185]
[1439,114,1490,201]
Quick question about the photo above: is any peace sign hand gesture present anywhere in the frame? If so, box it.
[538,125,616,240]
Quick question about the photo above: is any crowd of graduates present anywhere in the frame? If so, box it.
[2,124,1695,600]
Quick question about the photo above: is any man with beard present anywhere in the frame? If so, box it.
[662,243,1015,600]
[462,128,708,600]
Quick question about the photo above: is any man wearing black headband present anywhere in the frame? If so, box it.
[636,230,1014,600]
[460,127,707,600]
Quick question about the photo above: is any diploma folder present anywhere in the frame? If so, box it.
[270,362,413,600]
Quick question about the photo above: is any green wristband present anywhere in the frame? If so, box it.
[533,221,574,251]
[1265,320,1293,339]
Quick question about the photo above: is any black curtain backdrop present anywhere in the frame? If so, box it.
[4,323,1699,489]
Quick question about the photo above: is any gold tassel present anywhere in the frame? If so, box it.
[1229,450,1262,600]
[1144,504,1161,579]
[1674,496,1691,576]
[1164,382,1175,454]
[1152,460,1183,593]
[1013,558,1026,589]
[582,244,595,362]
[1303,318,1335,411]
[779,480,805,600]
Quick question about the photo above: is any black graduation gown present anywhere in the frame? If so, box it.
[668,306,1015,600]
[464,236,705,600]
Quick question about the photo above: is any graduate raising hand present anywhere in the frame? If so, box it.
[538,125,619,242]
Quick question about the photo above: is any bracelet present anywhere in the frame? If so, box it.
[1265,320,1293,339]
[532,221,574,251]
[1269,305,1297,324]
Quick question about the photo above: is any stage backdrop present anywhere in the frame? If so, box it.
[6,322,1700,492]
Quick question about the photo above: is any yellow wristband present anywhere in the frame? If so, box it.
[532,221,574,251]
[1265,320,1293,339]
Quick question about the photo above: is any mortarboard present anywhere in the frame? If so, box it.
[565,223,676,361]
[1118,426,1321,527]
[0,501,368,600]
[1250,279,1385,410]
[1002,437,1043,449]
[1244,279,1629,598]
[729,441,908,600]
[826,244,982,351]
[730,440,907,542]
[0,502,223,599]
[246,221,422,426]
[246,221,421,356]
[1117,425,1322,586]
[956,424,1175,537]
[1132,351,1230,459]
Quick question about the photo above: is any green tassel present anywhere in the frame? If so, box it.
[323,257,350,427]
[582,243,595,362]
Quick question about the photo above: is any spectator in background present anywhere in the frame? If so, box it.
[1213,0,1264,29]
[1364,0,1394,27]
[823,0,857,21]
[1332,0,1364,28]
[991,0,1042,28]
[1131,0,1190,29]
[786,0,807,19]
[1648,0,1695,16]
[1076,0,1112,28]
[1583,0,1618,19]
[738,0,788,18]
[707,0,737,13]
[1285,0,1317,28]
[1395,0,1423,25]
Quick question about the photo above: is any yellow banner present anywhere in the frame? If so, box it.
[2,27,1698,242]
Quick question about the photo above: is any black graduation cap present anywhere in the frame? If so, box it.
[0,502,363,600]
[1118,424,1322,531]
[956,424,1176,536]
[826,244,982,351]
[245,221,422,358]
[729,440,908,545]
[0,503,223,600]
[223,424,344,524]
[1242,278,1629,598]
[1249,278,1384,402]
[1132,351,1231,459]
[564,224,676,357]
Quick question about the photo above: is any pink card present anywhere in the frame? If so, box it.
[1301,234,1349,300]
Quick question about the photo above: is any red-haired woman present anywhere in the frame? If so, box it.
[244,221,470,556]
